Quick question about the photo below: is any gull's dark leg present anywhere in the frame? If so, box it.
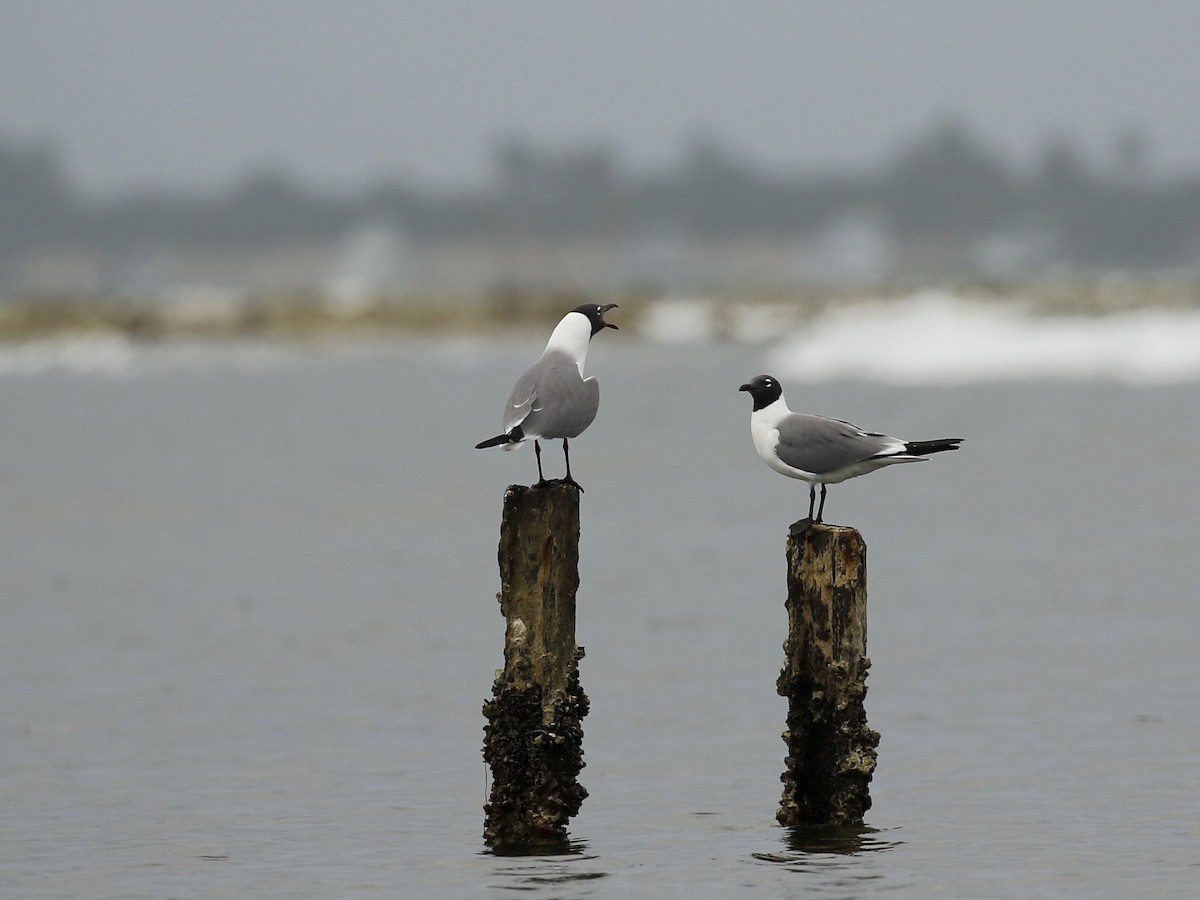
[815,484,827,523]
[534,440,548,486]
[791,484,817,535]
[561,437,584,492]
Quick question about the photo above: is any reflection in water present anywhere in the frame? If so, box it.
[781,824,901,856]
[752,825,902,891]
[486,840,610,892]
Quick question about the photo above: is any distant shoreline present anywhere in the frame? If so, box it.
[1,277,1197,342]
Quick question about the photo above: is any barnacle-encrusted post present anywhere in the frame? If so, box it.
[777,523,879,826]
[482,482,589,851]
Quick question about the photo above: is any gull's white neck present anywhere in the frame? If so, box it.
[751,394,791,425]
[749,394,792,463]
[542,311,592,374]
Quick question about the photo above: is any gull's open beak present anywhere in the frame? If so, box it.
[600,303,619,329]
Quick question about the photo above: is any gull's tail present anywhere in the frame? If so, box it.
[904,437,963,457]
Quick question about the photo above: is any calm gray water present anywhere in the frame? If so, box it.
[2,336,1197,898]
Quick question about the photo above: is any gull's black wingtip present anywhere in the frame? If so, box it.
[905,437,964,456]
[476,425,524,450]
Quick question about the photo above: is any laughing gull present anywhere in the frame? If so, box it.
[739,374,962,529]
[476,303,618,490]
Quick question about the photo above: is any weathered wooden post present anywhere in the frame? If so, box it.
[482,482,589,851]
[776,523,880,826]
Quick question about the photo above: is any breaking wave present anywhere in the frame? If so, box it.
[0,334,301,377]
[765,292,1200,385]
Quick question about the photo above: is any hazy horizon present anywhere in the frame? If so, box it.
[3,1,1200,198]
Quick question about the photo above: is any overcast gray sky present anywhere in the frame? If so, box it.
[3,0,1199,196]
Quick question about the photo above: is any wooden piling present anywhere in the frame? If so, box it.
[776,524,880,826]
[482,482,589,850]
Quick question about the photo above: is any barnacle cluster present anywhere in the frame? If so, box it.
[483,648,589,850]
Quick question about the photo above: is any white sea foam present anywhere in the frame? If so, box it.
[0,334,302,378]
[766,291,1200,385]
[0,333,139,376]
[637,296,720,344]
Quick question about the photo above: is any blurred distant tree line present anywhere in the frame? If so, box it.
[3,120,1199,272]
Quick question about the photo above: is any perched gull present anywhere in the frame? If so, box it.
[739,374,962,529]
[476,303,618,490]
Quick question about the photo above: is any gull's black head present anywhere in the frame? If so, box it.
[739,374,783,411]
[572,303,619,337]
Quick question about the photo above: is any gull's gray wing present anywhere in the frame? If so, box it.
[503,351,600,440]
[502,365,540,433]
[773,414,900,475]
